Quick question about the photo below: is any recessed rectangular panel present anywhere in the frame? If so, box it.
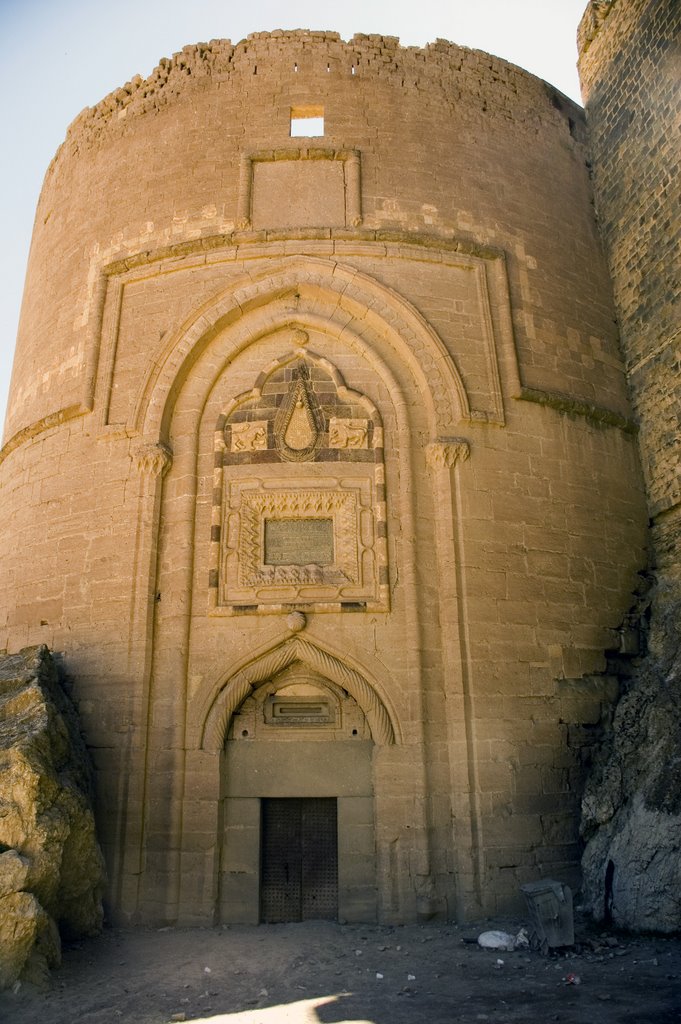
[252,160,346,229]
[264,518,334,566]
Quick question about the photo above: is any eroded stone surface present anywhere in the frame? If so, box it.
[580,585,681,931]
[0,646,105,988]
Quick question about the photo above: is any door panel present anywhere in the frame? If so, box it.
[260,798,337,922]
[301,799,338,919]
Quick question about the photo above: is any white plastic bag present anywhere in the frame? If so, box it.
[477,930,517,951]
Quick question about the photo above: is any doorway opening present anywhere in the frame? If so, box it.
[260,797,338,922]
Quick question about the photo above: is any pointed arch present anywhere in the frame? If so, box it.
[200,636,397,750]
[132,256,470,440]
[218,344,381,427]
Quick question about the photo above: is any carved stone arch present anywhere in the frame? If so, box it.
[133,256,470,440]
[215,342,383,465]
[200,636,397,751]
[218,343,382,432]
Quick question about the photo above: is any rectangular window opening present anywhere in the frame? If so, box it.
[290,104,324,137]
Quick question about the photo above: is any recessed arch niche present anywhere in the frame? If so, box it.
[216,649,385,924]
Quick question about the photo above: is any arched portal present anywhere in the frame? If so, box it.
[215,653,384,924]
[143,260,463,927]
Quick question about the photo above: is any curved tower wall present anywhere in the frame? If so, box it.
[0,32,647,924]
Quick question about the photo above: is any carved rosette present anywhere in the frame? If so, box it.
[425,439,470,472]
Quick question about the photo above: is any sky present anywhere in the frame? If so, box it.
[0,0,589,437]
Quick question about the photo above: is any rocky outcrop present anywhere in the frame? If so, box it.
[580,583,681,932]
[0,646,106,989]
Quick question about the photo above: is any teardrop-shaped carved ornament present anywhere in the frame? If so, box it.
[274,364,323,462]
[284,398,315,450]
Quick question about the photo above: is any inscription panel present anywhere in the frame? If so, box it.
[265,519,334,566]
[216,477,388,612]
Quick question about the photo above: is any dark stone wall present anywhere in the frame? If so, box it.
[579,0,681,533]
[577,0,681,931]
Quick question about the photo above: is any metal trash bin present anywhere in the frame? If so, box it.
[520,879,574,953]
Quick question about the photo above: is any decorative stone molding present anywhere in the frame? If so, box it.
[517,386,636,434]
[212,348,389,614]
[201,635,395,749]
[425,438,471,471]
[218,478,386,610]
[134,441,173,477]
[131,253,471,438]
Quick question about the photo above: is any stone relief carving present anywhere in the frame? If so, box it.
[273,365,324,462]
[134,441,173,477]
[212,348,389,613]
[425,438,471,471]
[329,417,369,449]
[226,484,363,595]
[230,421,268,452]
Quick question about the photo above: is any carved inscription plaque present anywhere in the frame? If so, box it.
[264,518,334,566]
[216,478,389,612]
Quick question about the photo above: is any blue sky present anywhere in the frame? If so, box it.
[0,0,589,436]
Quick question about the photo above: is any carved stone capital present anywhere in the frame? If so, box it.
[135,441,173,478]
[425,438,470,471]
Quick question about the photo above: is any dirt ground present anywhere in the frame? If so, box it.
[1,917,680,1024]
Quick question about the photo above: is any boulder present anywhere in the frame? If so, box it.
[580,582,681,932]
[0,646,106,988]
[0,850,30,897]
[0,892,60,990]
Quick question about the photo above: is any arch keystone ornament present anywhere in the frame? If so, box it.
[201,637,396,750]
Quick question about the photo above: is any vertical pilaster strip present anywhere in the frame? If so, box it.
[83,269,110,413]
[95,275,124,430]
[345,150,362,227]
[236,154,253,229]
[116,441,173,915]
[426,438,482,919]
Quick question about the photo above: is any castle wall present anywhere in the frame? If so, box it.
[0,32,647,924]
[577,0,681,930]
[578,0,680,561]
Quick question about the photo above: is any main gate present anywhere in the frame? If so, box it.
[260,798,338,922]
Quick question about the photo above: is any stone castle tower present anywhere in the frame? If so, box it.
[0,12,664,926]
